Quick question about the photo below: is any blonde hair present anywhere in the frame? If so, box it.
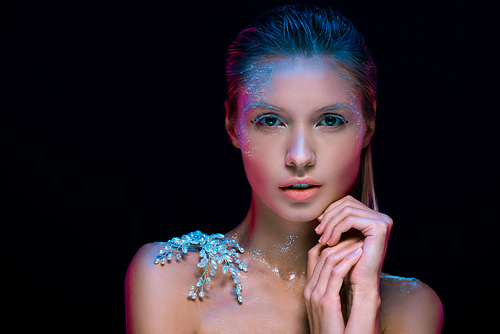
[351,145,378,211]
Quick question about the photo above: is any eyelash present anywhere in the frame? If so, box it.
[251,113,287,127]
[250,113,348,130]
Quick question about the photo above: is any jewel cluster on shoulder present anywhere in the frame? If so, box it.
[153,230,248,303]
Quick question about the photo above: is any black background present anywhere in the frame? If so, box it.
[5,0,498,333]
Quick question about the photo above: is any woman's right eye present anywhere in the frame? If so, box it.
[251,114,285,128]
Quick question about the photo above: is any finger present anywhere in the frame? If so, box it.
[319,199,369,226]
[306,243,325,281]
[307,244,336,285]
[307,239,359,287]
[327,216,383,247]
[311,242,363,298]
[316,197,368,236]
[319,205,367,245]
[317,195,363,222]
[320,206,382,246]
[324,246,363,300]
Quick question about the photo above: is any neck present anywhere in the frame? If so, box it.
[229,193,319,279]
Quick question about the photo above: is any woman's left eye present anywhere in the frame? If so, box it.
[318,114,348,127]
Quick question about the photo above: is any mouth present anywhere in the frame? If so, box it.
[279,184,321,201]
[282,184,319,189]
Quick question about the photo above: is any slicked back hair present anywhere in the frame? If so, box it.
[225,4,378,210]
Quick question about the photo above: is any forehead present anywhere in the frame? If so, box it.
[238,56,357,114]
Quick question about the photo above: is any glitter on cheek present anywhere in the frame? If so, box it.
[236,118,261,161]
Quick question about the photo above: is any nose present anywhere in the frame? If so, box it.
[285,129,316,167]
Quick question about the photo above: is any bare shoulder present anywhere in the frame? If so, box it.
[379,273,443,333]
[125,242,201,334]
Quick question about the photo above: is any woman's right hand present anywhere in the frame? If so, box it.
[304,238,363,333]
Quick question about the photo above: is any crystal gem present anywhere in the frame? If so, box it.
[153,230,246,303]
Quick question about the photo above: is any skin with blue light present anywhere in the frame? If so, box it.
[125,57,443,333]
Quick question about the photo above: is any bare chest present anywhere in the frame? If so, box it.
[196,273,309,334]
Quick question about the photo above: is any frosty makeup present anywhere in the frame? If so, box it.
[229,56,369,222]
[235,63,277,160]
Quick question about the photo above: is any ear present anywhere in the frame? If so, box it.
[362,101,376,149]
[225,100,241,149]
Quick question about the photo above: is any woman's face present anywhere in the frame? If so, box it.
[226,56,374,222]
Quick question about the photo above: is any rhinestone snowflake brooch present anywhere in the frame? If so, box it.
[153,230,247,303]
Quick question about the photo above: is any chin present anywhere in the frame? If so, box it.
[274,202,324,222]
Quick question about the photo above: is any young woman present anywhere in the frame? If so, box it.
[125,4,443,333]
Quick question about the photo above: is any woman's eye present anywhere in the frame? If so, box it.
[251,114,284,127]
[318,114,348,127]
[260,116,280,126]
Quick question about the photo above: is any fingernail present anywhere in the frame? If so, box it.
[354,247,362,254]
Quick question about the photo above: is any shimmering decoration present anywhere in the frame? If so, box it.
[153,230,247,303]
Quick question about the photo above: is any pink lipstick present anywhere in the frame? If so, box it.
[279,178,322,201]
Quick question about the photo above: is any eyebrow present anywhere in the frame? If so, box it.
[246,101,281,112]
[247,102,353,113]
[320,103,353,112]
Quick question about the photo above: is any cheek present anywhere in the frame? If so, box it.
[236,121,261,161]
[338,150,361,188]
[238,129,281,199]
[320,136,363,195]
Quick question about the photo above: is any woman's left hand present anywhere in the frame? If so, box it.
[315,195,393,293]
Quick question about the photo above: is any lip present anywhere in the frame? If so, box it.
[279,178,322,201]
[278,178,322,188]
